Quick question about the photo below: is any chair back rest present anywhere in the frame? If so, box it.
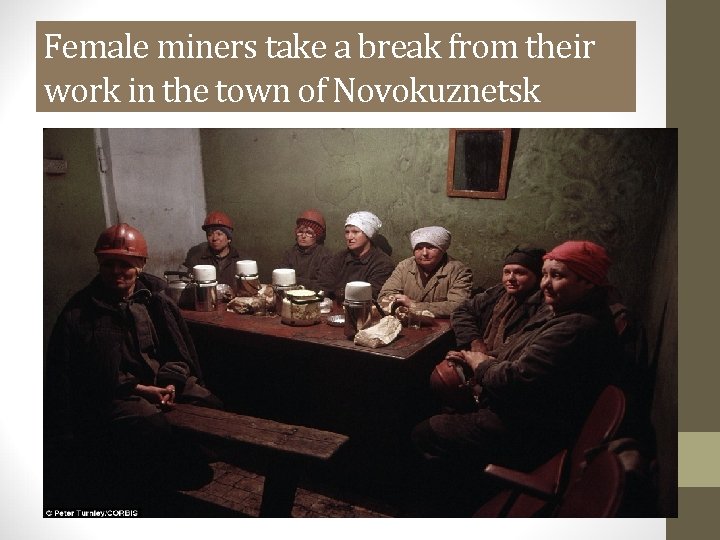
[568,385,626,485]
[614,305,657,446]
[555,448,625,518]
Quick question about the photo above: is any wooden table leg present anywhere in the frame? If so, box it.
[259,456,301,518]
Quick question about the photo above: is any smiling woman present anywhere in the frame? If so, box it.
[540,240,611,315]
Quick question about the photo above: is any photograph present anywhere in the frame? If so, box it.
[42,127,678,519]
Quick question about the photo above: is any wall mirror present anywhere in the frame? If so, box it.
[446,128,511,199]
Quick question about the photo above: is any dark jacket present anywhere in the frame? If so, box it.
[316,245,395,299]
[183,242,244,286]
[45,273,215,440]
[474,289,621,447]
[280,243,332,291]
[451,284,545,349]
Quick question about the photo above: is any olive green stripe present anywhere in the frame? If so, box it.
[678,433,720,487]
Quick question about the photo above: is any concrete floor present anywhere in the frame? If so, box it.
[177,461,397,517]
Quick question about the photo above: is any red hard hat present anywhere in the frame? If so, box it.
[94,223,148,261]
[202,211,234,231]
[429,360,478,412]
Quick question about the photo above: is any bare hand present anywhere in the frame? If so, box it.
[392,294,416,310]
[470,339,489,354]
[459,350,493,371]
[135,383,176,409]
[160,384,176,409]
[444,350,465,363]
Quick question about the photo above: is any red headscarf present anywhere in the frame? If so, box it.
[543,241,611,286]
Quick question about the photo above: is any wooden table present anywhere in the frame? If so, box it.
[181,306,455,484]
[182,306,452,361]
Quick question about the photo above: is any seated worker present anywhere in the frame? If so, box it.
[450,245,546,353]
[378,226,473,318]
[45,223,222,508]
[316,210,395,300]
[183,210,244,286]
[412,240,621,477]
[279,209,332,291]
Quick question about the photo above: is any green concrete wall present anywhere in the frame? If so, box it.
[43,128,106,351]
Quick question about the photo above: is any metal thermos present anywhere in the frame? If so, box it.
[235,260,261,297]
[342,281,374,339]
[194,283,217,311]
[192,265,218,312]
[163,270,193,308]
[343,299,373,339]
[271,268,302,314]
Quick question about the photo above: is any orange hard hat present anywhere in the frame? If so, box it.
[94,223,148,262]
[202,210,234,231]
[429,359,478,413]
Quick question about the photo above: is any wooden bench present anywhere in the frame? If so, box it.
[164,403,349,517]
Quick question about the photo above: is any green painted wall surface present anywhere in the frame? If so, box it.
[43,128,106,352]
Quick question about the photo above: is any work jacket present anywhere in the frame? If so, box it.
[183,242,244,286]
[280,243,333,291]
[451,284,544,349]
[475,290,621,447]
[378,255,473,318]
[45,272,216,440]
[316,245,395,299]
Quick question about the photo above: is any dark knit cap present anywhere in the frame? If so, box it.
[296,218,326,239]
[206,225,233,240]
[504,245,546,278]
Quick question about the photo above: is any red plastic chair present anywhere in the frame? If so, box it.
[554,448,625,517]
[474,385,626,517]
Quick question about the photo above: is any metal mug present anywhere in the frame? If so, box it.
[194,281,217,312]
[343,299,373,339]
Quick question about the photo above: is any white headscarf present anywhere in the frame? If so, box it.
[345,211,382,238]
[410,226,452,251]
